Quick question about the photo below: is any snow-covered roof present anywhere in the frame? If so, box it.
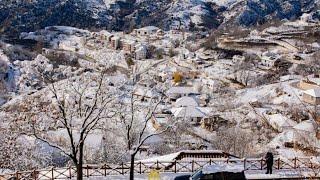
[139,26,159,31]
[303,88,320,97]
[261,51,280,60]
[106,75,127,85]
[172,106,207,118]
[167,86,199,95]
[308,78,320,85]
[175,96,198,107]
[311,42,320,48]
[135,44,147,52]
[122,39,136,45]
[300,13,313,22]
[202,164,244,174]
[99,30,112,37]
[138,150,227,163]
[293,120,315,133]
[134,87,159,98]
[138,152,181,163]
[111,36,120,40]
[280,75,302,82]
[269,130,295,147]
[267,114,297,129]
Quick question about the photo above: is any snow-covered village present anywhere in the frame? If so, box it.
[1,0,320,180]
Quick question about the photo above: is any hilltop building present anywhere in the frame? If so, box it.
[134,26,159,37]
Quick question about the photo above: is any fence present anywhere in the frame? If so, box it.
[0,157,319,179]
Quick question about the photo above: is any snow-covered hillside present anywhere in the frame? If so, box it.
[1,0,319,36]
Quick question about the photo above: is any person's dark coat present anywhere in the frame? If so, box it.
[265,152,273,165]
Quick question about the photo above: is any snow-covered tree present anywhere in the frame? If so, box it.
[0,122,51,171]
[19,72,115,180]
[113,66,172,180]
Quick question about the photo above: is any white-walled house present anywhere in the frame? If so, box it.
[135,44,147,60]
[121,39,136,52]
[280,75,302,82]
[201,78,215,90]
[179,48,196,60]
[133,86,160,102]
[302,88,320,105]
[260,52,281,68]
[111,36,120,49]
[175,96,199,107]
[134,26,159,37]
[99,30,113,42]
[171,96,208,123]
[232,55,245,63]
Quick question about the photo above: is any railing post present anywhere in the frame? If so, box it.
[121,163,124,175]
[227,158,229,164]
[33,170,37,180]
[156,160,159,169]
[139,162,142,174]
[209,159,212,165]
[51,167,54,180]
[244,158,246,170]
[192,160,195,172]
[69,166,72,179]
[294,157,297,169]
[104,164,107,176]
[174,160,177,173]
[86,165,89,178]
[260,158,263,170]
[277,158,280,170]
[16,171,19,180]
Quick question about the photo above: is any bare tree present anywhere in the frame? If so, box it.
[22,72,115,180]
[114,67,172,180]
[294,51,320,76]
[212,127,255,157]
[232,60,254,87]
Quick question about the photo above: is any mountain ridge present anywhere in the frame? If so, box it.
[0,0,319,36]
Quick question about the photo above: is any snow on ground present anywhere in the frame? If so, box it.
[203,59,232,80]
[237,80,302,105]
[166,0,225,27]
[206,0,239,6]
[266,114,297,132]
[48,129,103,148]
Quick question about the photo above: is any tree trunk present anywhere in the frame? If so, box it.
[76,164,83,180]
[77,142,84,180]
[129,154,135,180]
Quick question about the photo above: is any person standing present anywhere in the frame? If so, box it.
[265,152,274,174]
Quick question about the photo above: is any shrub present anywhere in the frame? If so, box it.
[173,72,183,83]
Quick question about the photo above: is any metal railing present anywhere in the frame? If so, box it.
[0,157,319,179]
